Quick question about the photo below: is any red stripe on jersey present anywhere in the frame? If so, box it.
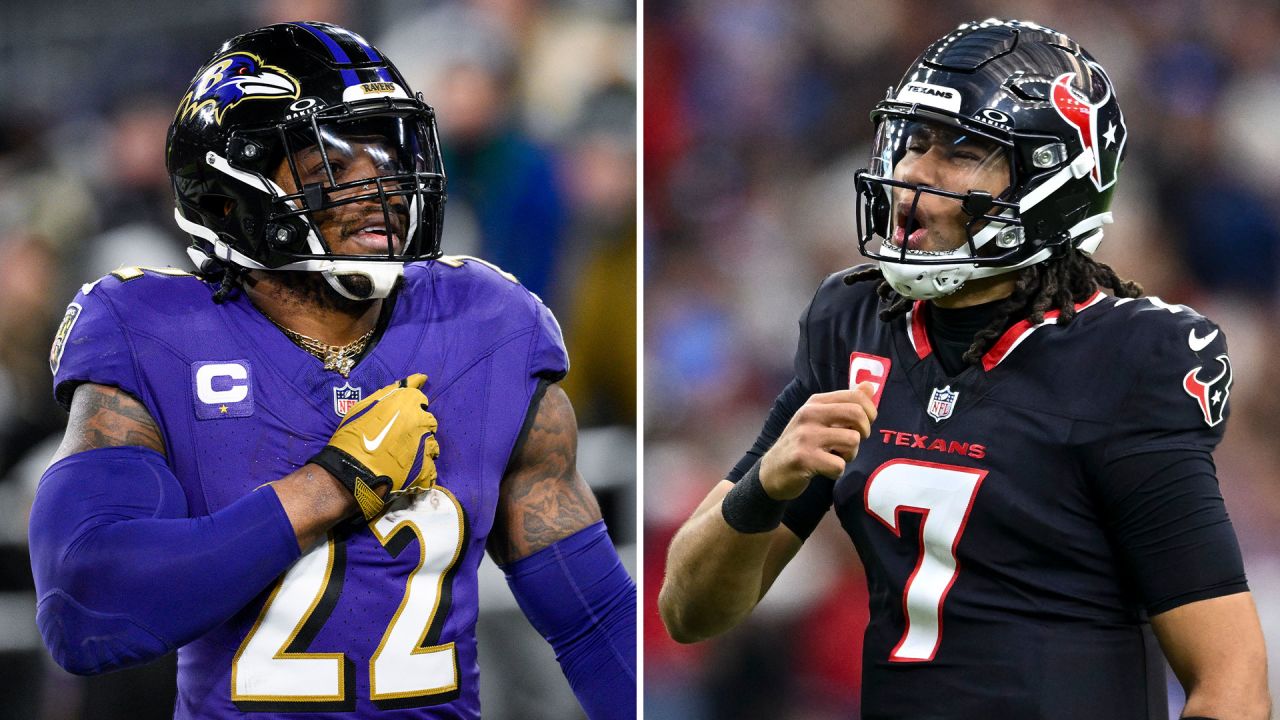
[909,300,931,359]
[982,291,1105,371]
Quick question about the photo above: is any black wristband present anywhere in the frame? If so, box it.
[308,446,388,521]
[721,460,787,533]
[309,446,376,493]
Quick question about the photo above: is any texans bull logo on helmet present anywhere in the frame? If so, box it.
[1050,64,1126,192]
[176,52,300,126]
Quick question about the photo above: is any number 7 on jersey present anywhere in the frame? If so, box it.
[863,459,986,662]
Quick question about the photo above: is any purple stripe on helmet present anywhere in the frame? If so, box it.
[291,22,359,86]
[325,24,394,81]
[351,34,381,61]
[350,39,394,81]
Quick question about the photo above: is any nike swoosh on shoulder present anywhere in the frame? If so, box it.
[1188,328,1219,352]
[362,410,401,452]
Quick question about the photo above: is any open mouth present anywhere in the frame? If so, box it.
[890,207,929,252]
[347,218,402,254]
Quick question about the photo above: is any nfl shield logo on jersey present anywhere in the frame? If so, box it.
[333,382,362,417]
[927,385,959,422]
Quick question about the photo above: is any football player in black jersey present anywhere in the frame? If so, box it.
[658,18,1270,720]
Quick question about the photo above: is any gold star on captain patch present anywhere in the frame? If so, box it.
[219,405,229,414]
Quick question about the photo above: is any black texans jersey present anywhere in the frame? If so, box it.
[730,271,1246,720]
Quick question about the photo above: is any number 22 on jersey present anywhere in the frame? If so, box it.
[232,487,466,711]
[863,459,986,662]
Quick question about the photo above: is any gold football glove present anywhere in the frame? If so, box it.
[308,374,440,520]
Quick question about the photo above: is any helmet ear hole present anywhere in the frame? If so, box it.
[198,195,236,218]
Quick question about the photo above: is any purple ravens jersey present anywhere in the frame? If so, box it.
[760,273,1236,719]
[51,258,568,719]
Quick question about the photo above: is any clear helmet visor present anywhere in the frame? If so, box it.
[273,113,445,260]
[858,117,1023,264]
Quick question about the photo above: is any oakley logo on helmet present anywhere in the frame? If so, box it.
[177,52,300,126]
[978,108,1011,125]
[896,82,962,113]
[1049,67,1124,191]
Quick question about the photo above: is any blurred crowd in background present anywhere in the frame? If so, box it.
[0,0,634,718]
[644,0,1280,718]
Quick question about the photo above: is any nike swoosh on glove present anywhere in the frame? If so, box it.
[308,374,441,520]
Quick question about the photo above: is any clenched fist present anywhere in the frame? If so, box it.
[759,383,878,500]
[308,374,441,520]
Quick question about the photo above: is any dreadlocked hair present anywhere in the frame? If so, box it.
[193,260,247,304]
[841,245,1144,367]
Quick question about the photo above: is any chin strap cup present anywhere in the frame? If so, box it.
[321,262,403,300]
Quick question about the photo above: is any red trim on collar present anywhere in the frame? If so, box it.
[981,290,1106,370]
[909,300,931,359]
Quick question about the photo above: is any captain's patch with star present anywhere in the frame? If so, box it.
[191,360,255,419]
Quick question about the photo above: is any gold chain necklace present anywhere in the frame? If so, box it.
[267,317,374,378]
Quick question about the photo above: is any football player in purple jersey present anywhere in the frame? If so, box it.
[660,19,1269,720]
[29,22,634,719]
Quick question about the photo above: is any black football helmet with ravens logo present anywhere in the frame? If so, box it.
[855,19,1126,300]
[167,22,446,300]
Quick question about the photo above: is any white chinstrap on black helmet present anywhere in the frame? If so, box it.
[166,21,447,300]
[854,18,1126,300]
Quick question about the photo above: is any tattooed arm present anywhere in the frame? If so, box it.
[50,383,166,462]
[489,383,603,563]
[489,382,636,720]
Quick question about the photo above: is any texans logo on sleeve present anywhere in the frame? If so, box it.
[1182,355,1232,427]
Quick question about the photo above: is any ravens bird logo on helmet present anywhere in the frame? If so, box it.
[176,52,300,126]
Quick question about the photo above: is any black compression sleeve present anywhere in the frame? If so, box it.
[726,379,834,541]
[1097,449,1248,615]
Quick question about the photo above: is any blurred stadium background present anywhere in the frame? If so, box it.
[644,1,1280,718]
[0,0,634,718]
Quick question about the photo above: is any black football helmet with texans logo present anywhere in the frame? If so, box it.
[166,21,446,300]
[854,19,1126,300]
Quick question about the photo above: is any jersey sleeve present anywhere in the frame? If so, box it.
[428,255,569,383]
[1095,449,1247,614]
[50,280,144,410]
[1103,307,1231,461]
[529,297,569,383]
